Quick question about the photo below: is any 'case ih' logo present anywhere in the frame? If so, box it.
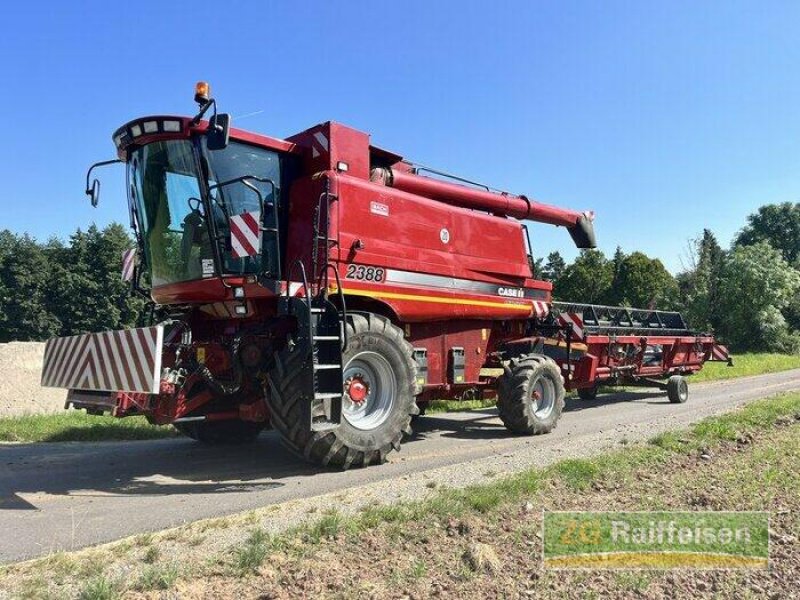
[497,287,525,298]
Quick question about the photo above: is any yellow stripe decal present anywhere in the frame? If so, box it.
[337,287,533,312]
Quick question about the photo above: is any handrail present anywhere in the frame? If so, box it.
[319,262,348,353]
[206,174,281,282]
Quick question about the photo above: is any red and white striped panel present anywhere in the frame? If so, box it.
[533,301,550,319]
[229,211,261,258]
[710,343,730,362]
[121,248,136,282]
[557,312,585,342]
[41,326,164,394]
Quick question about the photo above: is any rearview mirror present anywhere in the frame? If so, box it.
[207,113,231,150]
[85,159,122,208]
[87,179,100,207]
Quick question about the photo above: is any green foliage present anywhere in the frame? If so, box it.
[553,248,679,310]
[0,224,145,342]
[553,249,613,303]
[539,251,566,282]
[545,202,800,352]
[0,231,61,342]
[680,229,726,332]
[735,201,800,266]
[716,242,800,351]
[609,251,680,309]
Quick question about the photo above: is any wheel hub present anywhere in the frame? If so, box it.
[346,375,369,405]
[341,351,398,431]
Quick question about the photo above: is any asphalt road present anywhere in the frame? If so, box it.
[2,369,799,564]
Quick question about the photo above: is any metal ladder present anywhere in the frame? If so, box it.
[279,182,347,432]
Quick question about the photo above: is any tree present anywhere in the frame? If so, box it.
[680,229,726,331]
[606,246,627,305]
[735,202,800,266]
[716,242,800,352]
[0,231,61,342]
[612,252,680,309]
[51,224,145,336]
[539,251,566,283]
[553,249,613,303]
[0,224,145,342]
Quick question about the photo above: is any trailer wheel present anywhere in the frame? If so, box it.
[267,312,418,469]
[667,375,689,404]
[577,384,599,401]
[174,420,264,444]
[497,354,565,435]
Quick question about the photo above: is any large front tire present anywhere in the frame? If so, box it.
[267,313,418,469]
[497,354,565,435]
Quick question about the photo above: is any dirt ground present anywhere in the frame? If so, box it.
[0,342,65,417]
[174,422,800,599]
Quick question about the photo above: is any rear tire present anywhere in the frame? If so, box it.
[174,420,264,444]
[667,375,689,404]
[497,354,565,434]
[266,312,418,469]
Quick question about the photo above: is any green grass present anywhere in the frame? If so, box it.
[134,563,179,591]
[688,352,800,382]
[78,576,120,600]
[427,397,497,414]
[232,528,272,574]
[0,412,176,443]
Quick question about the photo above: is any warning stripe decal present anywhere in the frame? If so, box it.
[557,312,585,342]
[533,301,550,319]
[41,326,163,394]
[230,211,261,258]
[710,344,730,361]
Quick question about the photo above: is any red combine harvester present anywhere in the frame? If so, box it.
[41,84,730,468]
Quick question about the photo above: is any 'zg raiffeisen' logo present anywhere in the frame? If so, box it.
[543,511,769,569]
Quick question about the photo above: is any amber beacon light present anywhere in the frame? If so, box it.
[194,81,210,105]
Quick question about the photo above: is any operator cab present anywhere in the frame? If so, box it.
[86,83,298,303]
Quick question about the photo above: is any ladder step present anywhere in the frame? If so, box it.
[310,308,325,313]
[314,363,341,370]
[315,392,342,399]
[313,335,340,341]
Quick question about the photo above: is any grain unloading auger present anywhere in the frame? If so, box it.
[41,83,730,468]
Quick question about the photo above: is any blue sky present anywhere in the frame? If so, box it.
[1,1,798,272]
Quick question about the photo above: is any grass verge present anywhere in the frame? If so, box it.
[686,352,800,382]
[0,412,176,443]
[3,391,799,598]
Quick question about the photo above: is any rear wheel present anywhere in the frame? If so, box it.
[667,375,689,404]
[267,312,418,468]
[174,419,264,444]
[497,354,565,434]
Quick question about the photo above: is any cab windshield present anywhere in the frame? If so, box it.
[128,138,282,287]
